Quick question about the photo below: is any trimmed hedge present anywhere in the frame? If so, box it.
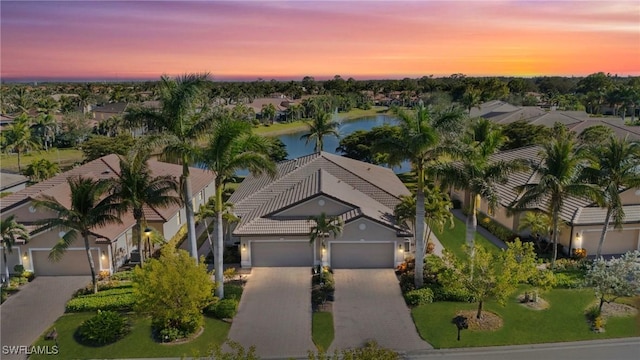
[110,270,134,281]
[76,310,129,346]
[428,284,475,302]
[207,298,238,319]
[477,212,518,243]
[404,288,434,306]
[224,284,243,301]
[66,286,135,312]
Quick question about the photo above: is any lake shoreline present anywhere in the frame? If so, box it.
[253,106,392,137]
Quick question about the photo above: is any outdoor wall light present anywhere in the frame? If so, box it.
[22,252,28,260]
[398,244,404,253]
[242,243,246,251]
[101,253,106,260]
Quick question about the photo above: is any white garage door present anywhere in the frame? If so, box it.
[251,241,314,267]
[331,242,394,269]
[597,229,639,255]
[32,249,99,276]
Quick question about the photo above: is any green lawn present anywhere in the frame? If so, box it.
[434,217,502,259]
[412,288,640,348]
[0,148,84,173]
[312,312,334,352]
[31,313,230,359]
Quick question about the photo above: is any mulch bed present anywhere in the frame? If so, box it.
[517,294,550,310]
[455,310,503,331]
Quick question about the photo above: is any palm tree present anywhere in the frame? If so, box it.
[196,197,238,261]
[308,212,344,262]
[1,215,29,284]
[517,211,553,252]
[436,118,526,256]
[462,87,482,114]
[375,103,464,287]
[583,136,640,258]
[109,147,181,266]
[35,176,122,293]
[33,113,57,151]
[24,158,59,182]
[199,117,276,298]
[125,73,215,262]
[300,111,340,152]
[4,114,39,172]
[394,186,454,255]
[510,137,597,268]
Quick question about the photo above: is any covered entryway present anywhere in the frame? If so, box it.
[330,242,394,269]
[31,249,99,276]
[251,241,314,267]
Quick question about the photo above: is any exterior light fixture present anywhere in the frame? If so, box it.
[398,244,404,253]
[101,253,106,260]
[23,252,28,260]
[242,243,246,251]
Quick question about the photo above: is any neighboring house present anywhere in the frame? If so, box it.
[0,154,215,277]
[229,152,412,269]
[471,100,640,140]
[0,172,29,193]
[450,146,640,257]
[92,102,128,121]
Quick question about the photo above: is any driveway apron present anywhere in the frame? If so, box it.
[0,276,90,360]
[330,269,431,352]
[227,267,315,358]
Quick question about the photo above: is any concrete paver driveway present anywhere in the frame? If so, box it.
[1,276,90,360]
[227,267,315,358]
[329,269,431,352]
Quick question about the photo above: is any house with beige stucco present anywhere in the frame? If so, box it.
[229,152,413,269]
[0,154,215,278]
[450,145,640,257]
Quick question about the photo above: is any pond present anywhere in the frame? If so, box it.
[275,114,411,173]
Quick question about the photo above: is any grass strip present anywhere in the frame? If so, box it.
[312,311,334,352]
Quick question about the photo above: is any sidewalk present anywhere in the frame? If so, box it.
[451,209,508,249]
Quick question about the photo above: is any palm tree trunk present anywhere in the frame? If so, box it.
[466,194,479,249]
[551,208,559,269]
[414,167,426,288]
[17,150,21,172]
[596,208,613,258]
[214,184,225,299]
[134,220,144,267]
[182,165,198,263]
[3,249,9,284]
[83,234,98,294]
[203,218,214,258]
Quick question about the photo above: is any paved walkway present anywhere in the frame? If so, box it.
[227,267,315,358]
[329,269,432,353]
[451,209,508,249]
[0,276,90,360]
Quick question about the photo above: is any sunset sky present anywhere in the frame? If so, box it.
[1,0,639,81]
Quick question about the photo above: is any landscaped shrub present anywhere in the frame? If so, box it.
[224,284,243,300]
[76,310,129,346]
[399,272,416,293]
[207,298,239,319]
[404,288,434,306]
[22,271,35,282]
[110,270,134,281]
[73,281,128,297]
[320,270,335,292]
[153,317,201,342]
[476,212,518,242]
[428,284,475,302]
[553,272,584,289]
[13,264,24,274]
[66,286,135,312]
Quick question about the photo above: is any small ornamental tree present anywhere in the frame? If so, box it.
[133,247,215,341]
[441,239,540,319]
[585,250,640,312]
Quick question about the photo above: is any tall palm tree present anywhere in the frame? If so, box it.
[196,197,238,261]
[375,103,464,287]
[300,111,340,152]
[583,136,640,258]
[33,113,57,151]
[1,215,29,284]
[308,212,344,259]
[35,176,122,293]
[199,117,276,298]
[436,118,526,255]
[125,73,215,262]
[109,147,181,266]
[510,137,597,268]
[4,114,39,172]
[394,186,454,254]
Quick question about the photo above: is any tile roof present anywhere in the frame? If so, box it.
[489,146,639,225]
[0,172,29,191]
[0,154,214,241]
[230,152,411,236]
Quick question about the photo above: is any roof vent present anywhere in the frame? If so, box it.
[101,171,110,174]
